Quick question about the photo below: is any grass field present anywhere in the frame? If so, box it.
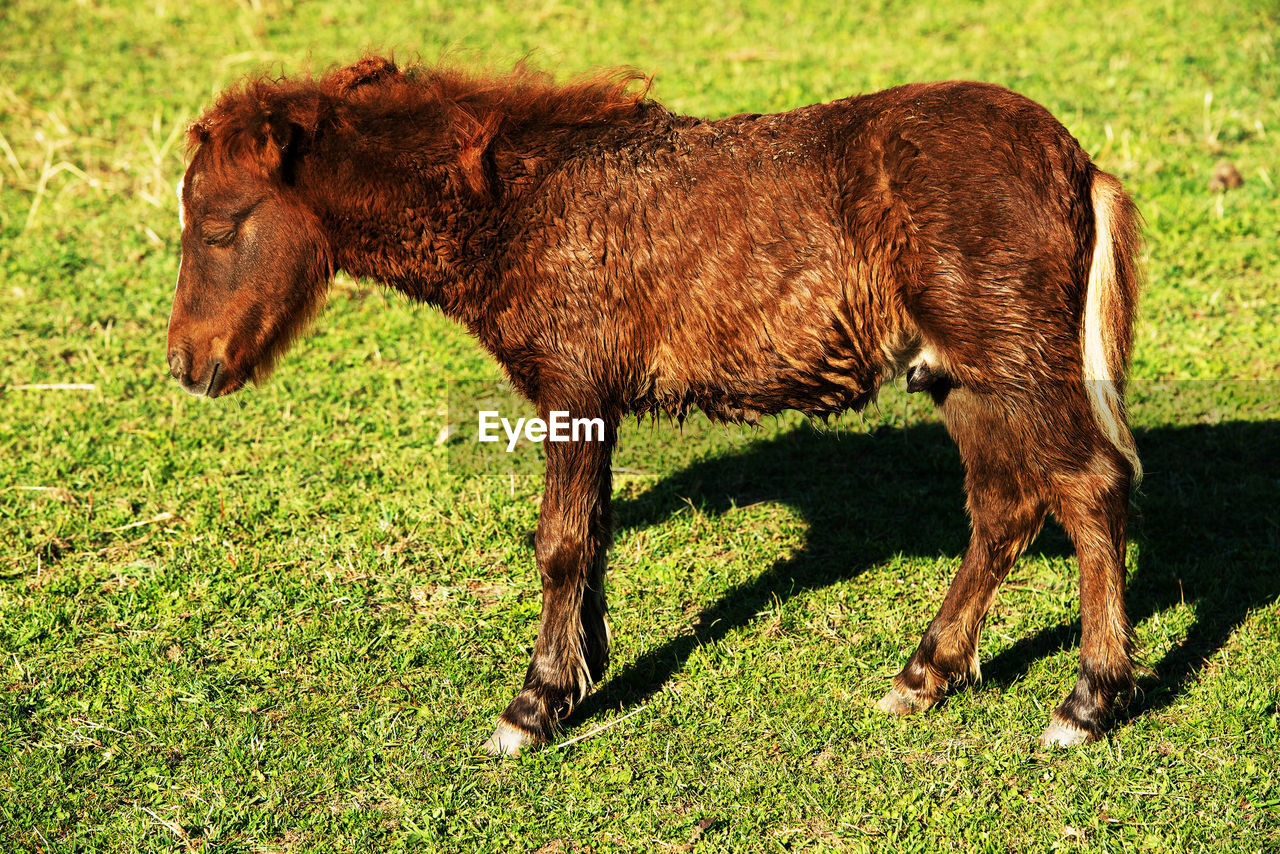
[2,0,1278,851]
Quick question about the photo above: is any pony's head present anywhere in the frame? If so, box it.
[167,79,333,398]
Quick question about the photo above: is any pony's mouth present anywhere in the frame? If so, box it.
[199,360,242,398]
[204,361,221,395]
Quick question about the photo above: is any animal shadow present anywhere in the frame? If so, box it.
[573,418,1280,731]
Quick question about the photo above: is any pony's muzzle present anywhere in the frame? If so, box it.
[168,348,226,397]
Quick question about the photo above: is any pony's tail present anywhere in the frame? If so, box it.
[1081,169,1143,485]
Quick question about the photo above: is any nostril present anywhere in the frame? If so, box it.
[168,349,187,380]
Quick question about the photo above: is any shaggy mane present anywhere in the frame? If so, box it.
[187,56,653,187]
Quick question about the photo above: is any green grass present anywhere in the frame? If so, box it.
[2,0,1278,851]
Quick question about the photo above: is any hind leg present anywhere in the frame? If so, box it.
[880,388,1048,714]
[1040,449,1134,746]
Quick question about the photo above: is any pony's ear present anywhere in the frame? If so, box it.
[455,110,504,198]
[253,111,306,183]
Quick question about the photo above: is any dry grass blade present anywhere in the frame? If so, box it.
[138,806,196,852]
[550,706,646,750]
[0,128,28,184]
[23,148,97,233]
[139,106,189,211]
[104,512,175,533]
[10,383,98,391]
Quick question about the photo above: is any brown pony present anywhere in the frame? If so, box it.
[168,56,1142,753]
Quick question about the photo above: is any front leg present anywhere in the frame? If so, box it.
[484,405,616,755]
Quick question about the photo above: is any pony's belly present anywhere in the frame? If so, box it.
[632,345,883,423]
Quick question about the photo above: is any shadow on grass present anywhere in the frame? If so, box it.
[574,419,1280,732]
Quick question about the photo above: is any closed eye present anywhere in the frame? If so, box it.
[203,224,237,246]
[200,198,261,247]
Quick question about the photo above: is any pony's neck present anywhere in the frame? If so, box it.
[299,146,486,323]
[302,105,592,325]
[299,76,661,325]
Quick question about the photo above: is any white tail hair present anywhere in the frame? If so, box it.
[1082,171,1142,485]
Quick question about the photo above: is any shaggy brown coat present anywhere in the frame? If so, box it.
[167,57,1142,753]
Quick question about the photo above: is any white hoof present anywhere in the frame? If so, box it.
[483,720,536,756]
[877,686,924,716]
[1039,716,1096,748]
